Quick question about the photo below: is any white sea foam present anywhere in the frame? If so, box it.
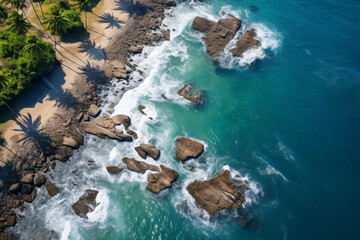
[12,2,270,238]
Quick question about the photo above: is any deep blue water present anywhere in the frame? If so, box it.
[12,0,360,239]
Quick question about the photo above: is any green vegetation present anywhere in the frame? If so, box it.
[0,0,92,108]
[0,31,55,106]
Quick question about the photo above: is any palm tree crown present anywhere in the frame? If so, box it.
[5,11,32,35]
[45,11,70,36]
[23,34,47,59]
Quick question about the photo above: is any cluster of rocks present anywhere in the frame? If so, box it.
[192,15,261,57]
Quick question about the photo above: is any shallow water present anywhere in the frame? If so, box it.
[11,0,360,239]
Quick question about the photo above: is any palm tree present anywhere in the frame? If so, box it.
[76,0,90,28]
[2,0,30,23]
[0,75,16,115]
[0,4,8,21]
[5,11,32,35]
[24,34,47,59]
[44,11,70,51]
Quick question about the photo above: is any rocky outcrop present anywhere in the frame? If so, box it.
[186,170,248,215]
[88,104,101,117]
[177,84,203,103]
[146,165,178,193]
[230,29,261,57]
[122,157,159,173]
[80,115,132,141]
[45,180,59,197]
[192,16,242,56]
[175,137,204,163]
[106,166,123,175]
[135,144,160,160]
[72,190,99,219]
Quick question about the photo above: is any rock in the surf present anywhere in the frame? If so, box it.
[192,16,242,56]
[177,84,203,103]
[45,180,59,197]
[186,169,248,215]
[122,157,159,173]
[135,144,160,160]
[80,116,132,141]
[33,173,46,187]
[146,165,178,193]
[106,166,123,175]
[175,137,204,163]
[88,104,101,117]
[230,29,261,57]
[112,114,131,129]
[72,190,99,219]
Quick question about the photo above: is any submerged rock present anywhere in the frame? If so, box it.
[177,84,203,103]
[122,157,159,173]
[186,170,248,215]
[192,16,242,56]
[146,165,178,193]
[72,190,99,219]
[230,29,261,57]
[175,137,204,163]
[135,144,160,160]
[106,166,123,175]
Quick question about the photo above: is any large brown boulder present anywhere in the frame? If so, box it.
[21,174,34,184]
[80,116,132,141]
[106,166,123,175]
[62,137,80,148]
[230,29,261,57]
[146,165,178,193]
[186,170,248,215]
[112,114,131,129]
[88,104,101,117]
[177,84,203,103]
[122,157,159,173]
[175,137,204,163]
[192,16,242,56]
[45,180,59,197]
[33,173,46,187]
[72,190,99,219]
[135,144,160,160]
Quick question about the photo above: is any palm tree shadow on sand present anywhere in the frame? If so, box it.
[13,113,51,155]
[98,12,124,29]
[78,62,108,85]
[79,39,106,61]
[114,0,151,17]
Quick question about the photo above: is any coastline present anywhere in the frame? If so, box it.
[0,0,175,237]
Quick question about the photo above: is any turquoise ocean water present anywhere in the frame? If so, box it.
[12,0,360,239]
